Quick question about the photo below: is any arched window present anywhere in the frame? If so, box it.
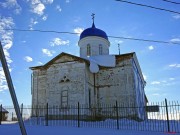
[99,44,103,55]
[87,44,91,56]
[61,90,68,107]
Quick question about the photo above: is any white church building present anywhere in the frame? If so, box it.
[30,20,147,120]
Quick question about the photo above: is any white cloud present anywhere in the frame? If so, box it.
[37,61,43,65]
[169,64,176,67]
[28,0,53,16]
[56,5,62,12]
[30,18,37,24]
[42,15,48,21]
[50,38,69,46]
[33,21,38,25]
[170,38,180,43]
[3,49,13,63]
[143,74,147,81]
[148,45,154,50]
[0,0,22,14]
[73,27,84,36]
[42,0,53,4]
[65,0,70,3]
[169,64,180,68]
[42,48,55,56]
[22,40,26,43]
[14,7,21,14]
[169,78,175,81]
[172,15,180,19]
[29,18,38,29]
[114,40,123,44]
[3,40,13,50]
[152,93,160,96]
[33,3,45,15]
[0,16,14,65]
[0,85,8,91]
[0,67,8,91]
[150,78,177,87]
[24,56,33,62]
[151,81,161,85]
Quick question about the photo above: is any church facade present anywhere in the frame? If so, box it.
[30,21,147,119]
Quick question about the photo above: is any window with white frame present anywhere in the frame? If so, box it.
[87,44,91,56]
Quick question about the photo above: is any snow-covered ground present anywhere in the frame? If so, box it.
[0,123,179,135]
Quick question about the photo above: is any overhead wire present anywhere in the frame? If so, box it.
[3,28,78,35]
[108,35,180,45]
[162,0,180,4]
[115,0,180,15]
[2,28,180,45]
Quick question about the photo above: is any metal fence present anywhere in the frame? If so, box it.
[0,100,180,133]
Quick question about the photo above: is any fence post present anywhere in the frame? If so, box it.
[46,103,48,126]
[20,103,23,118]
[0,104,2,125]
[165,98,170,132]
[36,105,39,125]
[78,102,80,127]
[12,112,13,121]
[116,101,119,130]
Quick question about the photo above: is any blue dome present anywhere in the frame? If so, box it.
[80,23,108,40]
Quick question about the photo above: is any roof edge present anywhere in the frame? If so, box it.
[30,52,89,70]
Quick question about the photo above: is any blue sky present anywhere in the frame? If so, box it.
[0,0,180,105]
